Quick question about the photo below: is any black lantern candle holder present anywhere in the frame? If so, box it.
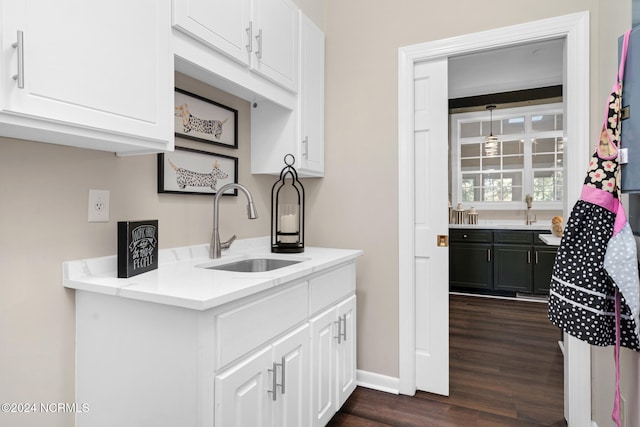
[271,154,304,253]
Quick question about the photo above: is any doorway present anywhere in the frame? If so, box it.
[398,11,591,426]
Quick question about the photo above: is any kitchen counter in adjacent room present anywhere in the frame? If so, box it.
[538,233,562,246]
[449,221,552,231]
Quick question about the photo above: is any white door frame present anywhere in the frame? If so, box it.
[398,11,591,426]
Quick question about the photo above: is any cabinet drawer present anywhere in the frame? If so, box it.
[216,282,308,369]
[449,229,492,243]
[309,263,355,315]
[493,230,533,244]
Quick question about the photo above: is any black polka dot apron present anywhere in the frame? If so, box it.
[547,29,639,427]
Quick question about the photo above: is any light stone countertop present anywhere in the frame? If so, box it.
[538,234,562,246]
[449,221,552,231]
[63,237,363,311]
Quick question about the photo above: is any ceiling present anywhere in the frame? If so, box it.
[448,38,565,99]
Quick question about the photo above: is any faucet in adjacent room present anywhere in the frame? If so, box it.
[210,183,258,259]
[525,194,537,225]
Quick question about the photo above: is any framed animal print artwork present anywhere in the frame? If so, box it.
[157,147,238,196]
[174,88,238,148]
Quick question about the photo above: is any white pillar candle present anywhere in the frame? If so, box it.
[280,213,297,243]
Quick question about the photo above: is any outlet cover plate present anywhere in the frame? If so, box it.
[88,189,110,222]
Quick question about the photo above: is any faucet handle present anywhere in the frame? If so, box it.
[220,234,237,250]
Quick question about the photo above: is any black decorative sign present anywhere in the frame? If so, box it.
[118,220,159,278]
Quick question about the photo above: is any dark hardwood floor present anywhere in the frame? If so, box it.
[328,294,566,427]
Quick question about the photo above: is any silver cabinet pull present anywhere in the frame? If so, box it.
[487,249,491,262]
[535,251,539,264]
[246,22,253,53]
[302,136,309,159]
[12,30,24,88]
[335,315,347,343]
[279,356,286,395]
[255,28,262,59]
[527,250,531,264]
[267,359,283,401]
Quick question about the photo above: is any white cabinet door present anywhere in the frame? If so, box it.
[0,0,172,153]
[251,0,298,91]
[215,346,272,427]
[215,324,309,427]
[298,12,324,176]
[172,0,251,66]
[309,306,338,427]
[310,294,358,427]
[336,295,357,407]
[271,324,310,427]
[250,12,324,177]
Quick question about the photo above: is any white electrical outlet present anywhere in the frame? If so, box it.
[88,189,110,222]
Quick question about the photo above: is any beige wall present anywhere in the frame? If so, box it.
[319,1,637,426]
[1,2,638,427]
[0,72,275,427]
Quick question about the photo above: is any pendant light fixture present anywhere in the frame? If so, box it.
[484,104,499,156]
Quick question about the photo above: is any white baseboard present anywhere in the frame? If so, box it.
[356,370,400,394]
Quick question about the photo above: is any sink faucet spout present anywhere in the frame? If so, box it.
[211,183,258,259]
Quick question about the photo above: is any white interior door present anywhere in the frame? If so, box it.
[413,59,449,396]
[399,12,591,425]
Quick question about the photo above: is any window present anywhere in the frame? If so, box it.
[451,103,564,210]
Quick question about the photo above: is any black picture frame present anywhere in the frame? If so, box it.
[174,88,238,149]
[158,147,238,196]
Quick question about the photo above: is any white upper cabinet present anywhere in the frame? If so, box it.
[172,0,251,66]
[250,12,324,177]
[0,0,173,155]
[250,0,298,91]
[298,12,324,176]
[173,0,297,92]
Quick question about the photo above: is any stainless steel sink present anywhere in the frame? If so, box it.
[202,258,303,273]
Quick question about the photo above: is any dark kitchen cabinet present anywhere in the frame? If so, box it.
[493,230,534,293]
[493,244,533,292]
[532,245,558,294]
[449,229,493,292]
[449,228,557,296]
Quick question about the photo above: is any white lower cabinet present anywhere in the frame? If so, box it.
[336,296,357,406]
[73,261,357,427]
[310,295,357,427]
[215,324,310,427]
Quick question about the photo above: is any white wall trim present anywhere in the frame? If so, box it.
[356,370,400,395]
[398,11,591,426]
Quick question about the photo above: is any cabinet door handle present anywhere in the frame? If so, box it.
[487,249,491,262]
[267,359,283,401]
[302,136,309,159]
[12,30,24,89]
[246,22,253,53]
[255,28,263,59]
[279,356,286,395]
[535,251,539,264]
[527,250,531,264]
[341,314,347,342]
[334,319,342,344]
